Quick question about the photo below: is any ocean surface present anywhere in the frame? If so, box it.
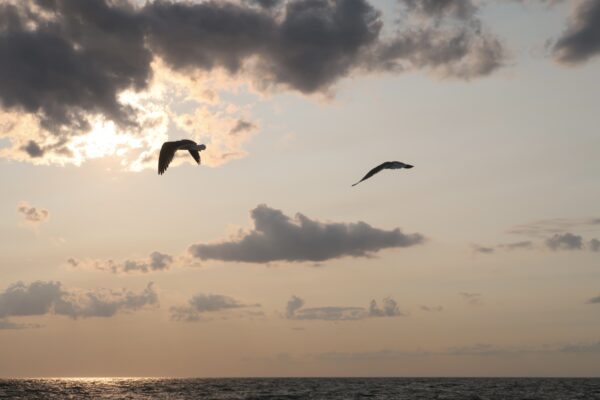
[1,378,599,399]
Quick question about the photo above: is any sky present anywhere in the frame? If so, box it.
[0,0,600,378]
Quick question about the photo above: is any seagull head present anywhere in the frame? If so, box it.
[196,144,206,151]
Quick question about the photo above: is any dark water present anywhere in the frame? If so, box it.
[1,378,599,399]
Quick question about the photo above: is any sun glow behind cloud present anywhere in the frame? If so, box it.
[70,120,144,161]
[0,59,258,172]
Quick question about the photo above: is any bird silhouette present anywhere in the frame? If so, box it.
[352,161,413,186]
[158,140,206,175]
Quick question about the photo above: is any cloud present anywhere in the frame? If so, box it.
[22,140,44,158]
[460,292,482,306]
[545,232,584,251]
[286,295,305,318]
[420,305,443,312]
[509,217,600,237]
[0,281,158,327]
[444,343,541,357]
[553,0,600,65]
[67,251,176,274]
[17,202,49,226]
[0,319,40,330]
[398,0,478,21]
[367,0,505,79]
[170,293,260,322]
[588,294,600,304]
[368,297,404,317]
[479,217,600,253]
[230,119,256,135]
[0,0,151,131]
[190,204,424,263]
[559,341,600,353]
[471,240,534,254]
[0,0,505,169]
[472,244,495,254]
[248,0,282,9]
[147,0,506,86]
[285,295,405,321]
[498,240,533,250]
[317,340,600,362]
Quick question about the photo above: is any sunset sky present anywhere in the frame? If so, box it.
[1,0,600,377]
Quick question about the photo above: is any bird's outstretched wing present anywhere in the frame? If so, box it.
[188,149,201,165]
[158,142,179,175]
[352,163,388,186]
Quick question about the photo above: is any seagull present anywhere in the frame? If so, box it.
[352,161,413,186]
[158,140,206,175]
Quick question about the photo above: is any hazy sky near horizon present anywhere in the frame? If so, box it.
[1,0,600,377]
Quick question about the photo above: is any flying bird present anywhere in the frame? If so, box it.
[352,161,413,186]
[158,140,206,175]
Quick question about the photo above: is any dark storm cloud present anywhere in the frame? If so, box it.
[0,0,506,141]
[248,0,282,9]
[0,281,158,326]
[545,232,584,251]
[398,0,477,21]
[143,0,384,93]
[553,0,600,64]
[170,293,260,322]
[17,202,49,225]
[0,0,151,131]
[369,0,505,79]
[144,0,506,87]
[369,28,505,79]
[189,204,424,263]
[285,295,405,321]
[142,0,277,74]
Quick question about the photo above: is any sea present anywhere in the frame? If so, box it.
[1,378,599,399]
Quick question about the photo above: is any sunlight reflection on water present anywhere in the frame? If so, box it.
[1,378,599,399]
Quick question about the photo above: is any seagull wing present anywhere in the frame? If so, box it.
[158,141,180,175]
[388,161,413,169]
[188,149,201,165]
[351,162,388,186]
